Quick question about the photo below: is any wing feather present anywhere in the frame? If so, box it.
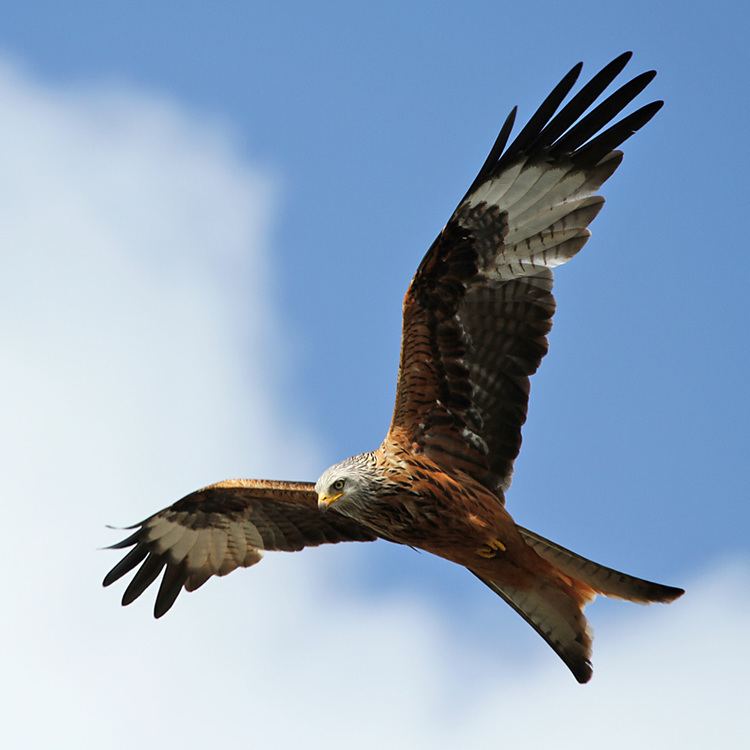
[531,51,633,150]
[104,479,377,616]
[549,70,656,157]
[387,54,659,494]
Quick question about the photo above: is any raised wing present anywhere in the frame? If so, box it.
[387,52,661,495]
[103,479,377,617]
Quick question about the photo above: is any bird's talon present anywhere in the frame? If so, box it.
[477,538,506,558]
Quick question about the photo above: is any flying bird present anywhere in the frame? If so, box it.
[104,52,683,683]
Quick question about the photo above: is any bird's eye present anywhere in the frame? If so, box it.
[332,479,345,491]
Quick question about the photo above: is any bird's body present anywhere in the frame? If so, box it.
[321,448,512,556]
[315,447,631,683]
[104,52,683,683]
[354,450,560,601]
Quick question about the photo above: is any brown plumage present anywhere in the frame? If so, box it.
[104,480,376,618]
[104,52,683,683]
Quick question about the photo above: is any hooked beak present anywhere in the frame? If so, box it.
[317,492,343,511]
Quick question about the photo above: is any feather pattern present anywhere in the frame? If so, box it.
[473,571,594,683]
[387,54,662,493]
[103,479,377,616]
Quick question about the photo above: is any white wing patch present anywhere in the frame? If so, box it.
[460,151,623,283]
[504,165,573,218]
[143,514,263,575]
[465,158,527,208]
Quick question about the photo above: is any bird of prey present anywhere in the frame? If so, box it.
[104,52,683,683]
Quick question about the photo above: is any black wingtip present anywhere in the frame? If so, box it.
[120,553,166,606]
[103,544,150,588]
[557,70,657,152]
[531,52,640,153]
[104,528,142,550]
[498,60,584,165]
[153,596,178,619]
[617,50,634,64]
[505,105,519,139]
[460,51,659,207]
[572,99,663,167]
[153,564,186,618]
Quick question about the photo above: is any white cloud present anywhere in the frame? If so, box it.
[0,59,744,749]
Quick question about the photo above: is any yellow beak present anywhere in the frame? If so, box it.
[318,491,343,510]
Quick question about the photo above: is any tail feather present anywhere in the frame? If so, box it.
[517,526,685,603]
[472,529,684,682]
[473,571,594,683]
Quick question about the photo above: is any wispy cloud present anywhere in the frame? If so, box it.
[0,59,743,749]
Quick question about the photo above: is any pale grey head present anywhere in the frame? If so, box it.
[315,452,381,519]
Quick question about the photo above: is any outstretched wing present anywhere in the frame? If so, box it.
[387,52,660,495]
[103,479,377,617]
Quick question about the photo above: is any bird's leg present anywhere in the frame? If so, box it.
[476,538,507,558]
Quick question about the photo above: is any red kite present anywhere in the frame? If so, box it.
[104,52,683,683]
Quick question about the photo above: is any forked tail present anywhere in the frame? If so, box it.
[474,529,684,683]
[474,570,596,682]
[517,526,685,603]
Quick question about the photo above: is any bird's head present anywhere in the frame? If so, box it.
[315,453,378,516]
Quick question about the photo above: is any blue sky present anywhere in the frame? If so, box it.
[2,2,748,747]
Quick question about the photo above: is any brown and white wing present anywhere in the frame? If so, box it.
[387,52,660,495]
[103,479,377,617]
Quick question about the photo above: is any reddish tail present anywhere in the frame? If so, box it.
[474,528,684,683]
[517,526,685,603]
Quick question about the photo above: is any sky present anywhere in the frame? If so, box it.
[1,1,748,747]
